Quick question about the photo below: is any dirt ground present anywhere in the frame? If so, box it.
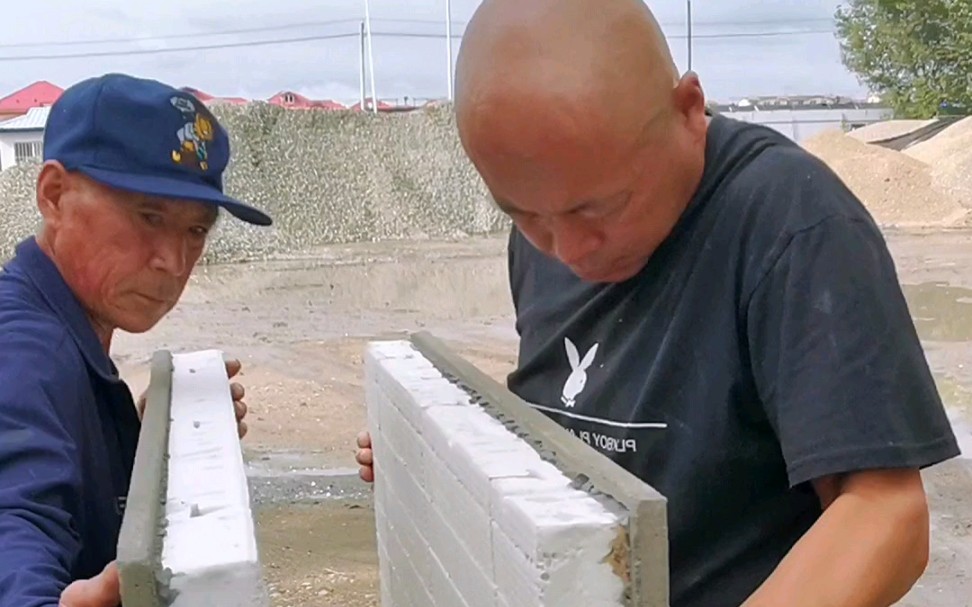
[112,230,972,606]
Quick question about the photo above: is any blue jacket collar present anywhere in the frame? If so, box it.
[7,237,120,383]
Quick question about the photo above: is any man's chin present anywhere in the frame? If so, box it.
[117,317,165,334]
[116,307,171,334]
[571,261,644,284]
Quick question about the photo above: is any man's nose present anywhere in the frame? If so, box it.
[149,236,188,276]
[550,218,603,267]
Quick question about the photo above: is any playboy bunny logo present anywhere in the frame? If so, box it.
[561,337,599,408]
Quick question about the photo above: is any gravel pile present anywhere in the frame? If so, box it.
[0,161,43,262]
[204,102,508,264]
[0,103,509,265]
[803,129,969,228]
[903,117,972,209]
[847,119,936,143]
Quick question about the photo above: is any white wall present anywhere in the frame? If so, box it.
[365,340,633,607]
[0,131,43,172]
[720,107,895,143]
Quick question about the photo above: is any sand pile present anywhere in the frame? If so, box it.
[802,129,968,228]
[903,117,972,208]
[0,103,509,265]
[848,119,935,143]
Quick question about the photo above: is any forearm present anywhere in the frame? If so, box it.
[0,515,75,607]
[743,483,929,607]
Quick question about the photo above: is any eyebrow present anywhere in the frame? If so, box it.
[137,198,219,226]
[493,195,616,217]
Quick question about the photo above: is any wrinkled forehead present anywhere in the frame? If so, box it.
[68,171,219,225]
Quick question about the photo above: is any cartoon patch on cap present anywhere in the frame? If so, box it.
[169,96,215,171]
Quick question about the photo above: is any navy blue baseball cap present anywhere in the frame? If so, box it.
[42,73,272,226]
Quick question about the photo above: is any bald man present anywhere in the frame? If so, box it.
[355,0,960,605]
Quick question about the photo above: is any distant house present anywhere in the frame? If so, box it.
[268,90,345,110]
[0,106,49,171]
[179,87,249,106]
[0,81,62,121]
[349,97,395,112]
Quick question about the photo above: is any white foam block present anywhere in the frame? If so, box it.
[161,349,268,607]
[366,340,629,607]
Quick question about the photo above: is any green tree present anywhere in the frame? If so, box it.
[834,0,972,118]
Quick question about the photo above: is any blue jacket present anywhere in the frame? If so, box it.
[0,237,140,607]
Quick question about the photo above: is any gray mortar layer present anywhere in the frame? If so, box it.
[409,331,670,607]
[117,350,175,607]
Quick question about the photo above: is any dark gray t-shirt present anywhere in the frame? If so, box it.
[506,114,960,606]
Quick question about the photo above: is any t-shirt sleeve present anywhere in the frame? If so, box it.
[746,215,960,488]
[0,330,84,606]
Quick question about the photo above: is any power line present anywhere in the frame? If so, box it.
[0,26,837,63]
[0,18,406,49]
[0,17,463,50]
[366,28,835,41]
[0,32,359,62]
[672,28,834,40]
[0,16,837,50]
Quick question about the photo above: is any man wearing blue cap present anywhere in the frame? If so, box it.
[0,73,273,607]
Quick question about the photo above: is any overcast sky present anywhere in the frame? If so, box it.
[0,0,867,105]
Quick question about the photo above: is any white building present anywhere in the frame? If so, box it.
[0,106,49,172]
[714,96,894,143]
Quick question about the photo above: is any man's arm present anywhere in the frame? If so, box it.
[744,214,959,606]
[743,469,930,607]
[0,338,84,607]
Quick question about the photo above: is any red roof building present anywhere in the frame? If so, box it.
[0,81,63,120]
[268,91,345,110]
[179,87,248,106]
[349,98,395,112]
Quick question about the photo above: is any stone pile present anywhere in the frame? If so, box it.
[0,103,509,265]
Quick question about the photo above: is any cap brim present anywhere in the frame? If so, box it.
[75,166,273,226]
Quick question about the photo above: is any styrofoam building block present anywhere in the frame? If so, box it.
[365,335,670,607]
[117,349,268,607]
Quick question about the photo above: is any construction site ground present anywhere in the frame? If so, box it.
[113,231,972,607]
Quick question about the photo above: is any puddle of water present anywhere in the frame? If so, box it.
[902,282,972,343]
[934,375,972,460]
[950,417,972,460]
[186,243,513,322]
[244,449,370,504]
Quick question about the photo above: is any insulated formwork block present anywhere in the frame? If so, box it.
[117,349,268,607]
[364,333,669,607]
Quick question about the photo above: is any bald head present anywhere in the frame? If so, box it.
[453,0,710,283]
[455,0,685,159]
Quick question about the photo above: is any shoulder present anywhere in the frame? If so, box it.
[713,118,874,230]
[0,279,88,408]
[706,119,885,292]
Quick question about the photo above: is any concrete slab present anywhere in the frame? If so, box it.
[117,349,269,607]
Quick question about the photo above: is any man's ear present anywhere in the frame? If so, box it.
[36,161,69,227]
[672,72,707,137]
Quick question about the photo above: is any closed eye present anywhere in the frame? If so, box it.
[141,212,164,227]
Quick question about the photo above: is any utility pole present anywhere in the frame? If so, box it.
[358,21,366,110]
[687,0,693,72]
[364,0,378,113]
[446,0,454,100]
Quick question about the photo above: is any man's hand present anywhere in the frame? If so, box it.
[224,358,248,439]
[59,561,120,607]
[136,357,249,439]
[355,430,374,483]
